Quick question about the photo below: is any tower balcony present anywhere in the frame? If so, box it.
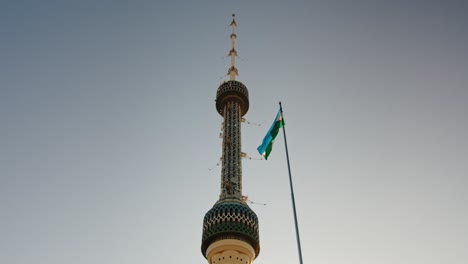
[201,200,260,259]
[216,80,249,117]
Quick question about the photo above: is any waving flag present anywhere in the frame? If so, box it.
[257,110,284,160]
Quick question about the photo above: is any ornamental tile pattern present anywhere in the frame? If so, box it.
[201,202,260,257]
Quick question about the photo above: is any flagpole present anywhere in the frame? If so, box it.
[279,101,304,264]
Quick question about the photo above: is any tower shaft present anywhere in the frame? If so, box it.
[220,101,242,199]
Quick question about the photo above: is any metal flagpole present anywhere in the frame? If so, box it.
[279,101,304,264]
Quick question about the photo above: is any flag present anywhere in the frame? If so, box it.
[257,109,284,160]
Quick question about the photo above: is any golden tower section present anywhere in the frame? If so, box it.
[206,239,256,264]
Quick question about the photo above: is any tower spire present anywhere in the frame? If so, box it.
[228,14,238,80]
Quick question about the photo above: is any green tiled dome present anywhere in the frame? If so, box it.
[201,200,260,257]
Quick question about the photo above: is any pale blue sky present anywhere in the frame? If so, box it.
[1,1,468,264]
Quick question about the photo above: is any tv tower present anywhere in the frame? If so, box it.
[201,14,260,264]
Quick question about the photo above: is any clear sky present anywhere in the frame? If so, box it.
[2,1,468,264]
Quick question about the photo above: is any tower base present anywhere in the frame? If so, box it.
[205,239,256,264]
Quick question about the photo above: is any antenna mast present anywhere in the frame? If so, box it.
[228,14,238,80]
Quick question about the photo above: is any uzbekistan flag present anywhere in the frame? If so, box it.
[257,110,284,160]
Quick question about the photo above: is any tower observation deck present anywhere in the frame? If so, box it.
[201,15,260,264]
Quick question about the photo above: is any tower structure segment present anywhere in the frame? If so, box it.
[201,14,260,264]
